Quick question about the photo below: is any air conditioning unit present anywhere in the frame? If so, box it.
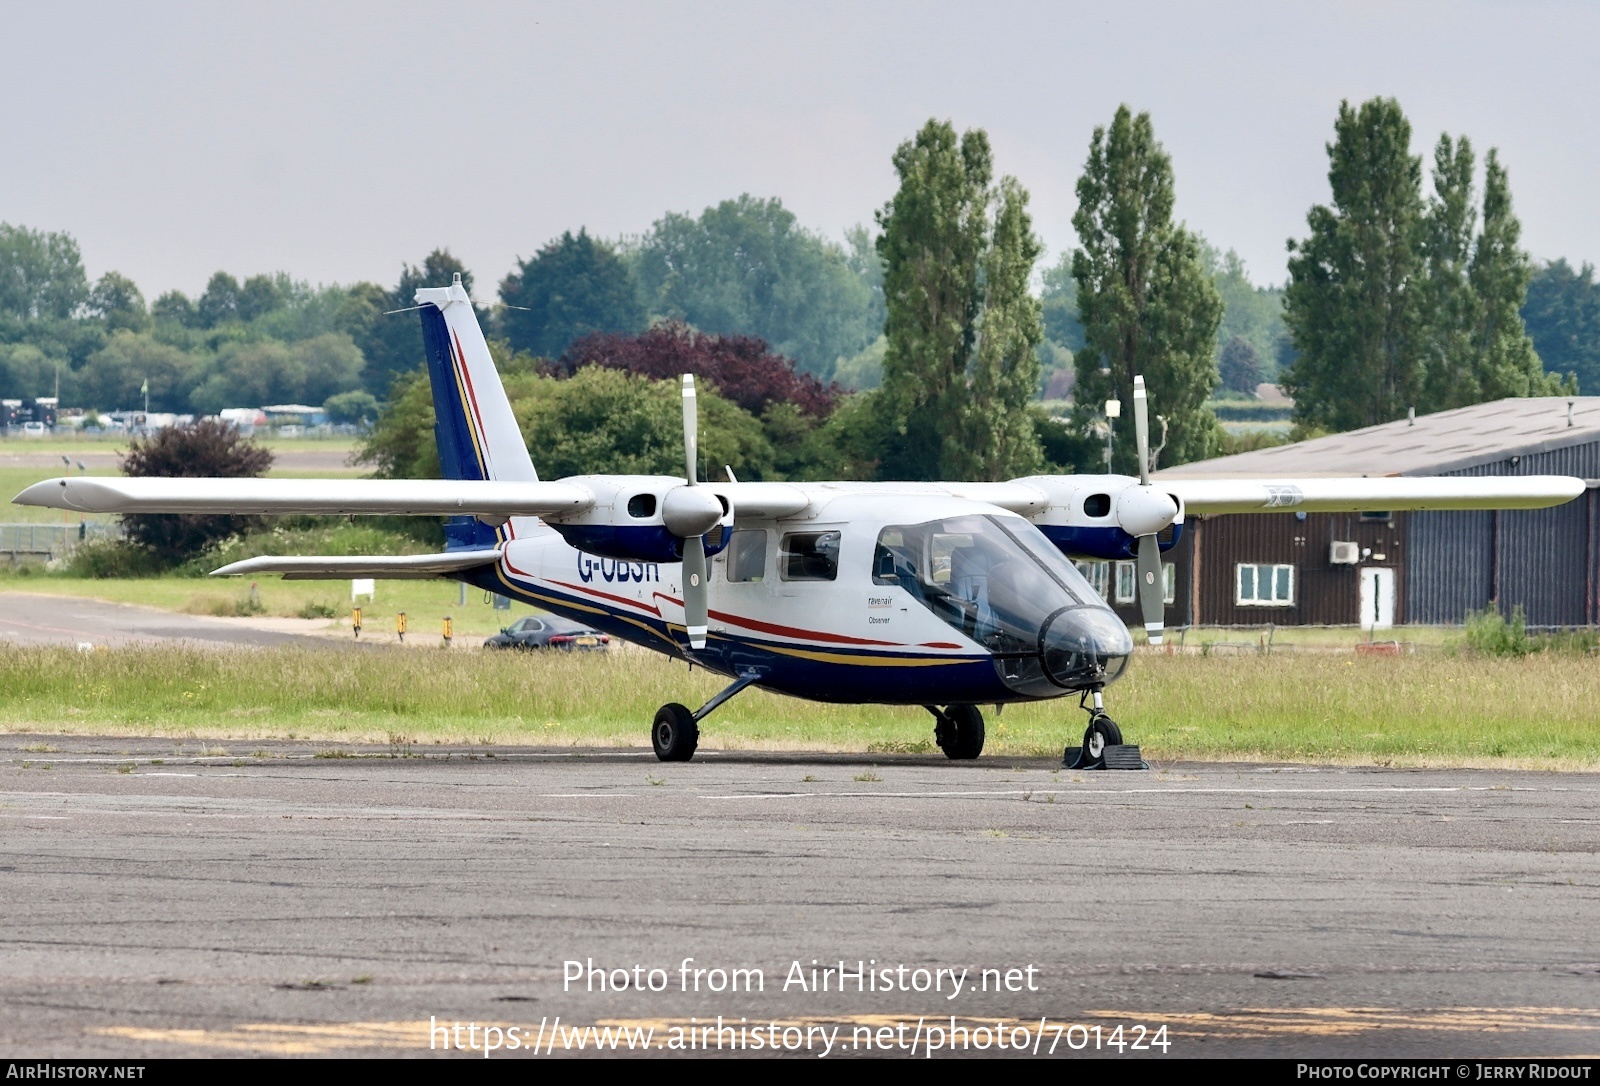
[1329,541,1360,565]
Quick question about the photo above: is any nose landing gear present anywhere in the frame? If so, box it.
[1064,686,1147,770]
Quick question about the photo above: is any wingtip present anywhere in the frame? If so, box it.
[12,479,65,507]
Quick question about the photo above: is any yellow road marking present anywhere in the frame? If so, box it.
[94,1006,1600,1054]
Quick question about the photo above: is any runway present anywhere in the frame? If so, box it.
[1,735,1597,1059]
[0,592,338,648]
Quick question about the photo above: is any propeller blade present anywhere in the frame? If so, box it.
[1133,374,1150,486]
[682,533,708,650]
[1136,532,1165,646]
[681,374,699,484]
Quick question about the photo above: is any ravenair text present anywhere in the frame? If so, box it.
[564,959,1040,1001]
[577,554,660,584]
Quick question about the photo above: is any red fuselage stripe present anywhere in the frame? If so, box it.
[451,329,491,476]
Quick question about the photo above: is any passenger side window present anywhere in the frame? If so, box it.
[726,529,767,583]
[781,531,841,582]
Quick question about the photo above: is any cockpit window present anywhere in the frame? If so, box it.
[872,515,1098,646]
[875,515,1132,695]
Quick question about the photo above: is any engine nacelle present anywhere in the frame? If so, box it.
[545,474,733,563]
[1012,475,1185,561]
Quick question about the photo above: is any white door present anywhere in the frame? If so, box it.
[1360,567,1395,630]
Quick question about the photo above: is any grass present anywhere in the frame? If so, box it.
[0,643,1596,768]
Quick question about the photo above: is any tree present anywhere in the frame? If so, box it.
[358,366,776,482]
[1203,244,1286,378]
[1467,149,1565,399]
[1283,98,1428,432]
[498,230,642,358]
[295,332,365,405]
[1218,336,1263,395]
[79,332,197,411]
[953,177,1044,479]
[1039,252,1086,351]
[196,272,242,328]
[634,195,878,378]
[1071,106,1223,471]
[359,249,476,396]
[188,340,305,414]
[323,389,380,425]
[1419,134,1480,408]
[237,273,287,323]
[1524,259,1600,393]
[0,223,89,321]
[120,419,273,567]
[875,120,993,480]
[151,290,198,328]
[561,321,837,419]
[86,272,149,333]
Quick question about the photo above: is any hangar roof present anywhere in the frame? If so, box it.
[1156,396,1600,478]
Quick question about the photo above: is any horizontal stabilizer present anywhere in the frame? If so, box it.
[211,549,502,580]
[13,477,592,518]
[1164,475,1585,515]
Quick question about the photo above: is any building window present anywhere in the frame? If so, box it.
[1115,561,1178,605]
[1114,561,1135,603]
[780,531,840,582]
[725,529,766,583]
[1074,560,1110,600]
[1236,563,1294,606]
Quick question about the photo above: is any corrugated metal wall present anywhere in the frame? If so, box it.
[1407,441,1600,626]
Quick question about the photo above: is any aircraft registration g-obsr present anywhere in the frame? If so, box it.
[16,276,1584,764]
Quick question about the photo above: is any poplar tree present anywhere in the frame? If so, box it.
[955,177,1045,480]
[1283,98,1427,432]
[1469,150,1566,399]
[875,120,1046,480]
[876,121,991,480]
[1420,134,1480,409]
[1071,106,1223,472]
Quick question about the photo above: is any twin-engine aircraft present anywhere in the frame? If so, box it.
[17,276,1584,763]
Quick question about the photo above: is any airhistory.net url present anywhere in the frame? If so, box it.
[427,1015,1172,1057]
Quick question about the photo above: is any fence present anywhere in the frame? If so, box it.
[0,521,119,562]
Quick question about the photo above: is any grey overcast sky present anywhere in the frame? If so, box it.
[5,1,1597,299]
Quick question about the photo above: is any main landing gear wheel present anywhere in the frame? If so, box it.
[652,703,699,762]
[933,704,985,760]
[1079,714,1123,769]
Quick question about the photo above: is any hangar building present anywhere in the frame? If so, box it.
[1129,397,1600,630]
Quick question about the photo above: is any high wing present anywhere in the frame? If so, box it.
[1162,475,1584,515]
[12,477,592,518]
[210,550,502,580]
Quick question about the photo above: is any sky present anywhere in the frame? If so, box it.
[4,0,1598,300]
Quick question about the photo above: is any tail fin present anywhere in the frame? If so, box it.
[414,274,538,549]
[415,274,537,483]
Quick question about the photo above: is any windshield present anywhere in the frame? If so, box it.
[873,514,1131,695]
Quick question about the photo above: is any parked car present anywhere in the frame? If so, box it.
[21,421,47,437]
[484,614,610,651]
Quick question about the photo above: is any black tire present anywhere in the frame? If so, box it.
[1081,714,1123,768]
[934,704,985,760]
[652,703,699,762]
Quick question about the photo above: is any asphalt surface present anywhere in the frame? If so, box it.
[1,735,1596,1060]
[0,592,335,648]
